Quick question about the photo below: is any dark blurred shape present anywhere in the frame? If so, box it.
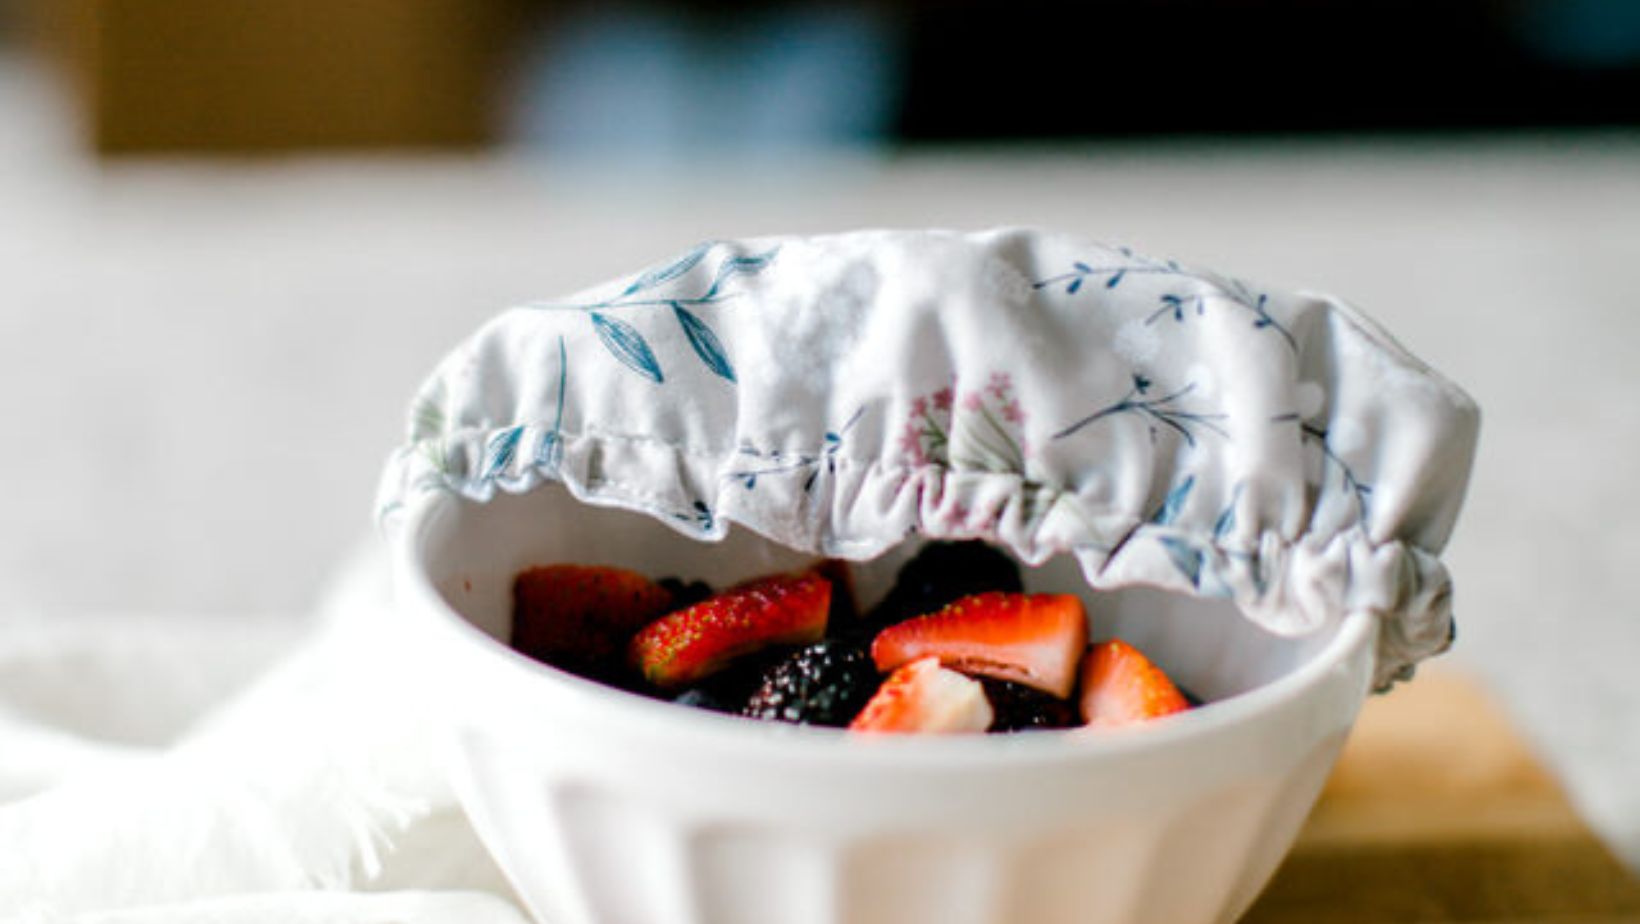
[31,0,516,154]
[0,0,20,41]
[1516,0,1640,69]
[896,0,1640,140]
[17,0,1640,157]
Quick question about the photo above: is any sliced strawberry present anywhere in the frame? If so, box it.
[512,565,674,671]
[1078,639,1191,728]
[848,656,993,734]
[630,571,831,690]
[870,592,1088,698]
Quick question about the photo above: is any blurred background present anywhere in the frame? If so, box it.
[14,0,1640,154]
[1,0,1638,891]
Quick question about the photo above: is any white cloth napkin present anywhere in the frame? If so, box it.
[0,546,525,923]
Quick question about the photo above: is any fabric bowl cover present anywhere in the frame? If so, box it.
[377,228,1479,689]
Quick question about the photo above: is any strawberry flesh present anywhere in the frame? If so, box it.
[870,592,1088,698]
[512,565,675,673]
[630,571,831,690]
[848,656,993,734]
[1078,639,1190,728]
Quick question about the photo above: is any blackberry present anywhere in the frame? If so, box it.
[981,679,1077,732]
[863,541,1024,631]
[742,640,878,727]
[664,644,796,713]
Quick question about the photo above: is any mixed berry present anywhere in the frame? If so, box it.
[509,541,1196,735]
[742,640,878,726]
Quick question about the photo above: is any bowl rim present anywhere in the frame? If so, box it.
[394,491,1379,771]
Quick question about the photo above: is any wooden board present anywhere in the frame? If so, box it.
[1244,669,1640,923]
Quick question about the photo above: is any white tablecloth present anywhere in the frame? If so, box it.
[2,57,1637,915]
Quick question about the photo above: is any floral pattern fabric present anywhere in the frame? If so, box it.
[377,228,1479,689]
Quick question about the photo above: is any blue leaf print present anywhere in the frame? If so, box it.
[1213,500,1236,540]
[1299,423,1373,520]
[1159,537,1205,588]
[410,379,447,442]
[673,303,736,382]
[1034,253,1296,352]
[536,432,562,472]
[622,242,713,296]
[1213,482,1243,540]
[701,248,780,299]
[729,405,863,495]
[590,312,663,383]
[673,500,715,530]
[536,335,569,471]
[1153,475,1195,525]
[1055,379,1227,448]
[483,426,524,480]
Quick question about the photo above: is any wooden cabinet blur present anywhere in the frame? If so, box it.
[36,0,516,153]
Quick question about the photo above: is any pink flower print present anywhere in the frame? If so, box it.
[1002,399,1026,425]
[911,396,929,417]
[948,502,970,527]
[962,391,985,412]
[987,371,1012,400]
[899,421,926,464]
[932,386,954,412]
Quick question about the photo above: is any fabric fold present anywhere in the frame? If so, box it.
[0,550,518,920]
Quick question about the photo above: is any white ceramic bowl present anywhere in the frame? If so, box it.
[393,485,1378,924]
